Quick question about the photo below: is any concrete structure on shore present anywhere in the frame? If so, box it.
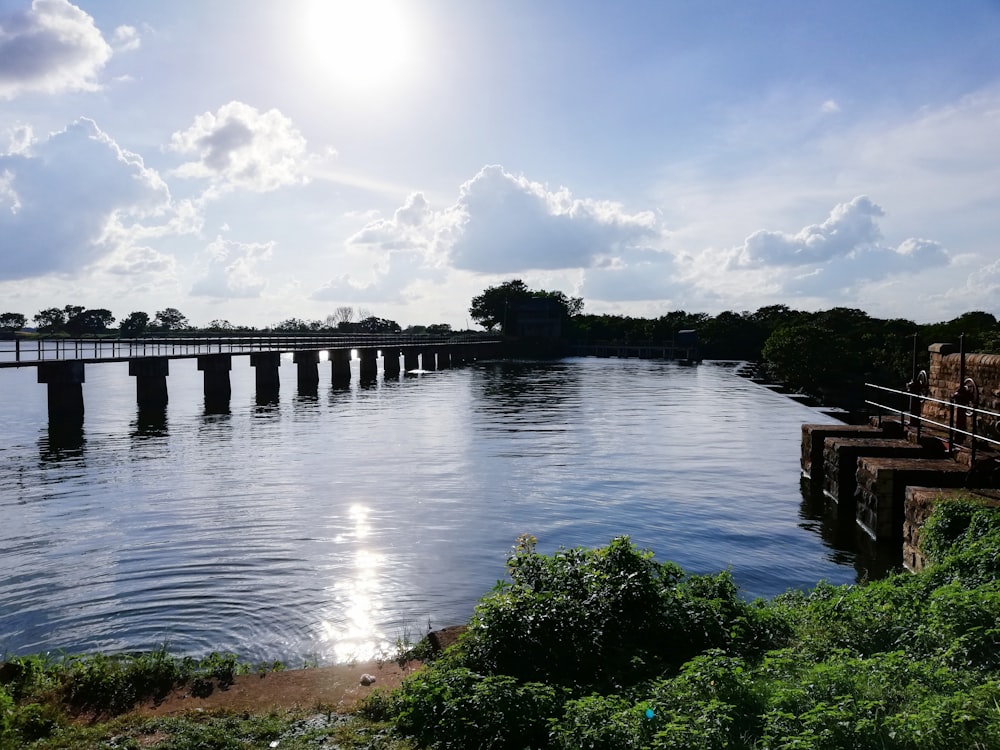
[801,342,1000,571]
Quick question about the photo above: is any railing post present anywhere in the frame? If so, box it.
[949,399,956,454]
[971,408,978,464]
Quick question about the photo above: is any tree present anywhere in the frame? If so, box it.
[470,280,530,332]
[119,312,150,336]
[65,308,115,335]
[357,316,401,333]
[272,318,310,331]
[206,319,235,331]
[470,279,582,334]
[34,307,67,333]
[330,306,354,326]
[153,307,189,331]
[0,312,26,332]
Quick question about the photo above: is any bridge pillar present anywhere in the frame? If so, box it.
[359,348,378,382]
[128,357,169,408]
[197,354,232,405]
[437,347,452,369]
[403,348,419,372]
[382,348,401,378]
[250,352,281,399]
[421,349,436,371]
[329,349,352,385]
[293,350,320,387]
[37,361,85,423]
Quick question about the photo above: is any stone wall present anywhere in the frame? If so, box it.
[922,344,1000,442]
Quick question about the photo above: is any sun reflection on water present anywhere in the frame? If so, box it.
[320,503,390,663]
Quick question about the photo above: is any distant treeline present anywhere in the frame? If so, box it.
[569,306,1000,405]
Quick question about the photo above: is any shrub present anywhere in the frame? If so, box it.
[393,666,565,748]
[552,694,652,750]
[460,536,770,692]
[0,685,14,746]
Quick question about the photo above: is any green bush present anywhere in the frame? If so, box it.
[552,694,652,750]
[392,666,564,748]
[460,536,775,692]
[0,685,14,746]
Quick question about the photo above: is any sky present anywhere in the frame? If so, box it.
[1,0,999,330]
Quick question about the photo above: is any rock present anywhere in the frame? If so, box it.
[360,673,376,686]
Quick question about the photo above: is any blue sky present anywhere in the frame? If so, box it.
[1,0,999,329]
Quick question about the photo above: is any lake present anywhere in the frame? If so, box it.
[0,355,866,665]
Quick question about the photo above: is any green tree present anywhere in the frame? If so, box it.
[0,312,26,332]
[762,321,862,395]
[357,316,401,333]
[470,279,582,334]
[153,307,189,331]
[65,308,115,335]
[119,312,150,336]
[33,307,67,333]
[272,318,310,331]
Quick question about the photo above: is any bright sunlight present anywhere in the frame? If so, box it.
[299,0,416,94]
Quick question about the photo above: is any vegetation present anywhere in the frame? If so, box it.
[358,501,1000,749]
[469,279,584,333]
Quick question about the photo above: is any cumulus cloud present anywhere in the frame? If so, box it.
[0,117,179,280]
[715,196,951,299]
[0,0,112,98]
[169,101,310,194]
[731,195,884,268]
[311,165,665,305]
[190,236,273,298]
[447,165,658,272]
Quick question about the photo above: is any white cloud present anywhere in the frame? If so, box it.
[102,245,176,277]
[731,195,884,268]
[111,24,140,52]
[190,235,273,298]
[821,99,840,113]
[311,165,664,305]
[447,165,658,272]
[0,0,112,98]
[0,117,180,280]
[168,101,311,194]
[686,196,952,307]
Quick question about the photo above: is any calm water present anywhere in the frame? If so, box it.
[1,355,861,665]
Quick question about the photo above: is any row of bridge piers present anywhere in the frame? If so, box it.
[36,344,491,423]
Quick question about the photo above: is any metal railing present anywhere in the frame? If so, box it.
[865,381,1000,462]
[0,333,502,367]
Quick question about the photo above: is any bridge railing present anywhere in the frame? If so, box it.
[865,381,1000,462]
[0,333,501,365]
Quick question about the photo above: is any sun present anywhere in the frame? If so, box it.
[299,0,416,94]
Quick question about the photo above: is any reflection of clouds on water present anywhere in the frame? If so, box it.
[320,503,390,663]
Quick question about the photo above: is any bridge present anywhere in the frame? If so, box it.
[0,333,503,423]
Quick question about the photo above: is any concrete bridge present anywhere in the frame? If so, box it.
[0,334,502,423]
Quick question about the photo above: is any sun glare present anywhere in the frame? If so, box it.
[300,0,416,94]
